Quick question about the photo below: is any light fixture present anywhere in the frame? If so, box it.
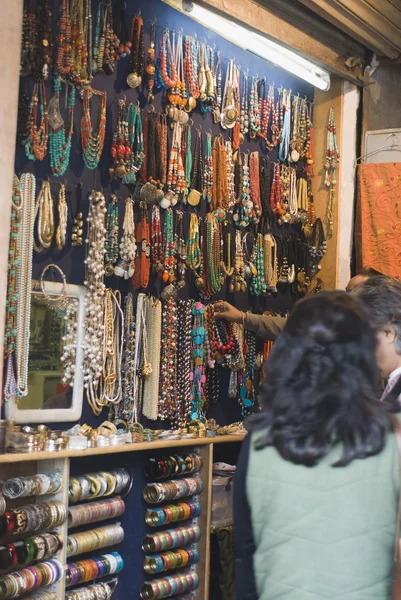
[172,1,331,91]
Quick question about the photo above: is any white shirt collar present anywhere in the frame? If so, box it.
[389,366,401,383]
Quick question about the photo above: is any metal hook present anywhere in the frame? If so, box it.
[189,118,194,127]
[148,104,155,113]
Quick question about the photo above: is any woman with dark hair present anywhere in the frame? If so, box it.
[234,291,398,600]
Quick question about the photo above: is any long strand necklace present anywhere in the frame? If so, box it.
[226,140,236,208]
[203,132,213,205]
[33,180,54,252]
[48,78,76,176]
[205,213,221,296]
[84,190,106,416]
[71,182,84,246]
[175,210,187,289]
[158,298,178,421]
[177,299,192,425]
[184,35,199,112]
[186,213,201,276]
[187,128,202,207]
[230,230,247,293]
[159,28,177,89]
[15,174,36,398]
[25,82,49,161]
[151,204,163,276]
[270,162,284,215]
[81,86,107,170]
[4,176,23,359]
[127,14,144,88]
[102,289,123,404]
[250,233,267,295]
[133,202,151,289]
[56,0,72,76]
[115,196,136,279]
[104,194,120,276]
[142,297,162,421]
[55,183,68,250]
[324,107,340,240]
[70,0,88,83]
[119,293,135,421]
[161,208,177,300]
[249,77,260,139]
[145,21,156,102]
[211,135,229,211]
[278,89,291,162]
[264,232,278,291]
[122,103,144,184]
[190,302,207,421]
[240,70,249,143]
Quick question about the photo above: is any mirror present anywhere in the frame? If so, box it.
[5,282,86,423]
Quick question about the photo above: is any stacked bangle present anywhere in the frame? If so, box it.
[143,478,202,505]
[0,559,63,599]
[29,592,57,600]
[68,497,125,528]
[144,548,200,574]
[0,533,63,571]
[67,524,124,557]
[65,582,114,600]
[145,502,201,527]
[69,469,131,504]
[142,525,201,553]
[144,454,203,480]
[140,571,199,599]
[0,502,67,537]
[66,552,124,587]
[3,473,63,499]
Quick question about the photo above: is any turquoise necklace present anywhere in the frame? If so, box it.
[48,78,76,176]
[250,233,267,295]
[122,103,144,184]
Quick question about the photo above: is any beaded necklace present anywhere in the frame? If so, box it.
[278,89,291,162]
[309,217,327,268]
[146,22,156,102]
[190,302,207,420]
[164,122,186,207]
[205,213,221,296]
[184,36,199,111]
[258,80,268,141]
[84,191,106,416]
[324,107,340,240]
[249,77,260,139]
[159,28,178,89]
[220,59,237,129]
[266,87,280,151]
[270,162,285,215]
[133,202,151,290]
[70,0,88,83]
[111,0,131,65]
[177,299,193,425]
[104,194,119,277]
[161,208,177,299]
[122,103,144,183]
[186,213,201,275]
[4,176,23,358]
[187,128,202,207]
[110,98,129,179]
[48,78,76,177]
[61,299,78,387]
[175,210,187,289]
[233,153,252,228]
[240,71,249,142]
[131,293,146,422]
[203,132,213,205]
[290,94,300,162]
[250,233,267,295]
[264,233,278,291]
[158,298,178,421]
[33,180,54,252]
[118,293,135,421]
[211,136,229,211]
[305,102,314,177]
[127,14,144,88]
[115,196,136,280]
[81,87,107,170]
[71,182,84,247]
[212,51,222,124]
[55,183,68,251]
[15,174,36,398]
[184,126,192,200]
[239,330,257,416]
[230,230,247,293]
[151,205,163,276]
[168,32,186,109]
[195,216,206,292]
[259,156,272,216]
[56,0,72,76]
[220,219,234,281]
[98,4,116,75]
[297,177,308,216]
[102,289,123,405]
[226,140,236,208]
[249,151,262,221]
[142,297,162,421]
[25,82,49,161]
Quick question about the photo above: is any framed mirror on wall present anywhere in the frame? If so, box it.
[5,281,86,423]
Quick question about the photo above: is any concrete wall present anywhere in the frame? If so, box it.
[362,63,401,139]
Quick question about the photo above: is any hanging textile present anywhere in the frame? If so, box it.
[357,162,401,278]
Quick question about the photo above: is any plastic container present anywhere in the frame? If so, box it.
[211,476,234,527]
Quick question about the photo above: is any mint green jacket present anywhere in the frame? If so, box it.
[246,429,399,599]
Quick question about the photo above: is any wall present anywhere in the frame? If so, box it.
[362,63,401,140]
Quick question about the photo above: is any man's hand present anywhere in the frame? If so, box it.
[213,301,243,323]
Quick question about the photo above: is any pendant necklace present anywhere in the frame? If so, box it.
[160,208,178,300]
[48,78,76,176]
[119,293,136,421]
[127,14,144,88]
[220,59,237,129]
[121,103,144,183]
[205,213,221,296]
[184,36,199,112]
[81,86,107,170]
[324,107,340,240]
[240,71,249,143]
[211,135,229,211]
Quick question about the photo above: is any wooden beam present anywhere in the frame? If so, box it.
[163,0,365,84]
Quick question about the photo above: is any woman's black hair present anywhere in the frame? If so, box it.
[248,291,389,467]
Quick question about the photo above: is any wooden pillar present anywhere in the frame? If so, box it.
[0,1,23,397]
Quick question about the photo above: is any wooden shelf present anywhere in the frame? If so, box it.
[0,434,245,463]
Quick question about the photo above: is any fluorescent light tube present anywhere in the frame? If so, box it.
[184,2,331,91]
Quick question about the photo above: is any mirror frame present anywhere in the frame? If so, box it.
[5,282,86,423]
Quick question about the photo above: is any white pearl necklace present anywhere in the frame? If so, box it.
[83,190,107,415]
[15,173,36,397]
[61,299,78,386]
[115,196,136,279]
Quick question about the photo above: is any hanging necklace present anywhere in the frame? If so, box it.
[164,121,186,207]
[250,233,267,295]
[240,70,249,143]
[186,213,201,274]
[112,0,131,65]
[151,205,163,276]
[230,230,247,293]
[115,196,136,279]
[25,82,49,161]
[175,210,187,289]
[104,194,120,276]
[211,135,229,211]
[33,180,54,252]
[70,0,88,83]
[220,219,234,278]
[48,78,76,176]
[278,89,291,162]
[133,201,151,290]
[127,14,144,88]
[56,0,72,76]
[226,140,236,208]
[249,77,260,139]
[110,98,129,179]
[158,298,178,421]
[84,191,106,416]
[159,28,178,89]
[142,297,162,421]
[102,289,123,405]
[4,176,23,358]
[266,86,280,151]
[119,293,136,421]
[205,213,221,296]
[184,36,199,112]
[188,128,205,208]
[81,86,107,170]
[161,208,177,300]
[270,162,285,215]
[145,21,156,102]
[15,173,36,398]
[220,59,237,129]
[55,183,68,251]
[190,301,207,421]
[176,299,192,425]
[71,182,84,246]
[203,132,213,205]
[324,107,340,240]
[212,51,222,124]
[264,233,278,291]
[122,102,144,184]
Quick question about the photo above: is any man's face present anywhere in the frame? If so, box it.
[346,274,369,292]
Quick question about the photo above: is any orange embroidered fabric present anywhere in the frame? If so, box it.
[356,163,401,278]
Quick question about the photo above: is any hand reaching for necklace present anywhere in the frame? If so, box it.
[214,301,243,323]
